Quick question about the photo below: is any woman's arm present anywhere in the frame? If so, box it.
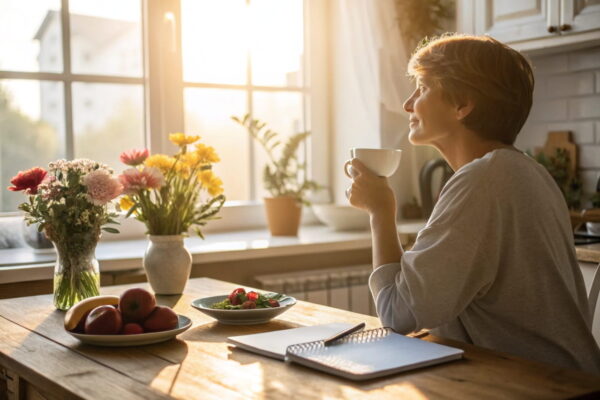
[346,159,403,269]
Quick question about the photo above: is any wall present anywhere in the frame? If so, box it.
[516,46,600,203]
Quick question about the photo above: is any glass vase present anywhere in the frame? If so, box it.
[52,230,100,310]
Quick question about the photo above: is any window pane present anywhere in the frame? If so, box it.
[72,83,144,170]
[69,0,142,77]
[252,91,305,198]
[0,79,65,212]
[182,0,247,84]
[184,88,249,201]
[0,0,62,72]
[250,0,304,87]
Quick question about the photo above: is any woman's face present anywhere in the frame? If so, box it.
[403,76,461,147]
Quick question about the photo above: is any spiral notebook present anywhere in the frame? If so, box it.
[227,323,354,360]
[285,327,464,381]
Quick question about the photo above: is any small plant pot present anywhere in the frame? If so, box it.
[264,196,302,236]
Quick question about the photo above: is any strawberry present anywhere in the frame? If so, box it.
[242,300,256,309]
[228,288,246,306]
[247,291,259,302]
[267,299,280,308]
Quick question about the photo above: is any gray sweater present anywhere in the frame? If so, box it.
[369,148,600,374]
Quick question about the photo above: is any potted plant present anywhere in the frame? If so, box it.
[232,114,320,236]
[118,133,226,294]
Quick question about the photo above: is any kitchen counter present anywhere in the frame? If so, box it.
[576,242,600,264]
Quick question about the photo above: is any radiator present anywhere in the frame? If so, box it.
[255,265,376,316]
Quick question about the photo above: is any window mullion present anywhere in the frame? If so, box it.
[247,0,255,201]
[61,0,74,159]
[144,0,184,155]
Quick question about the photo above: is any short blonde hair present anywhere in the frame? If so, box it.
[408,34,534,145]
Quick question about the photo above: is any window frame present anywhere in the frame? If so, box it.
[0,0,331,232]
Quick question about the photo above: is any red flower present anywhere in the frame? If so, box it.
[120,148,149,166]
[8,167,47,195]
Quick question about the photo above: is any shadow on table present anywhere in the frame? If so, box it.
[154,294,183,308]
[180,319,302,343]
[2,301,190,398]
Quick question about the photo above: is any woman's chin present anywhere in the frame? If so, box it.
[408,130,427,145]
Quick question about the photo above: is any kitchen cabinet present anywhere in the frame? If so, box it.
[457,0,600,54]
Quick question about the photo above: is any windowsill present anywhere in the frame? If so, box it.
[0,222,427,284]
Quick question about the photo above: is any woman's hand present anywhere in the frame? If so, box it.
[345,159,396,218]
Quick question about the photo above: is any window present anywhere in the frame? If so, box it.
[0,0,145,213]
[1,0,327,220]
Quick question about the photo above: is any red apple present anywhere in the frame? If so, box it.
[72,310,91,333]
[143,306,178,332]
[85,305,122,335]
[122,323,144,335]
[119,288,156,323]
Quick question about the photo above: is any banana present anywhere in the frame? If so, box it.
[64,295,120,331]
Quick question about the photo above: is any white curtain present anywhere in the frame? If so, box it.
[331,0,440,211]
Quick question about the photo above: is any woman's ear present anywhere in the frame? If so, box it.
[455,99,474,121]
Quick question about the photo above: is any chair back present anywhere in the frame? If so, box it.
[589,263,600,324]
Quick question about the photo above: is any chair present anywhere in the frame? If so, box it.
[588,262,600,325]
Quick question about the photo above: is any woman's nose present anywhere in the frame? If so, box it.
[403,96,414,113]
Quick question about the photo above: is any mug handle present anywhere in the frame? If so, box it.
[344,160,353,178]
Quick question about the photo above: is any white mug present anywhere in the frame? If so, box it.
[344,148,402,178]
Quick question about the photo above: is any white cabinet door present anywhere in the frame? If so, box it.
[561,0,600,34]
[474,0,560,43]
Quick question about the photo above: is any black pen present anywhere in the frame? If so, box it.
[323,322,366,346]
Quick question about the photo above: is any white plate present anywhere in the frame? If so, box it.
[191,295,296,325]
[68,315,192,347]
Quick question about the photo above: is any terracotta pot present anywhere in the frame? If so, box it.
[264,196,302,236]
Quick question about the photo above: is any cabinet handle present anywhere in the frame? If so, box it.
[547,25,557,33]
[560,24,572,31]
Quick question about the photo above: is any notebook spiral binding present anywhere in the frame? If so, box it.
[287,327,393,355]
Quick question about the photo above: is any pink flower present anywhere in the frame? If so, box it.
[119,167,165,194]
[7,167,47,195]
[120,149,149,166]
[83,170,123,206]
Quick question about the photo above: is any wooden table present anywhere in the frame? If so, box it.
[1,278,599,400]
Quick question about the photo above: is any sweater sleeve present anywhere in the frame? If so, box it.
[369,263,417,333]
[369,164,499,332]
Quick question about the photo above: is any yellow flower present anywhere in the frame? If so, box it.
[198,170,224,196]
[145,154,175,173]
[119,196,134,211]
[195,143,220,164]
[169,133,200,147]
[179,152,201,168]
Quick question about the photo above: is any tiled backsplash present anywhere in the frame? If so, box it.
[515,46,600,204]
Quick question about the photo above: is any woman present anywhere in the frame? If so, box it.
[346,34,600,373]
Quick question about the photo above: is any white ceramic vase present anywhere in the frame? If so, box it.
[143,235,192,295]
